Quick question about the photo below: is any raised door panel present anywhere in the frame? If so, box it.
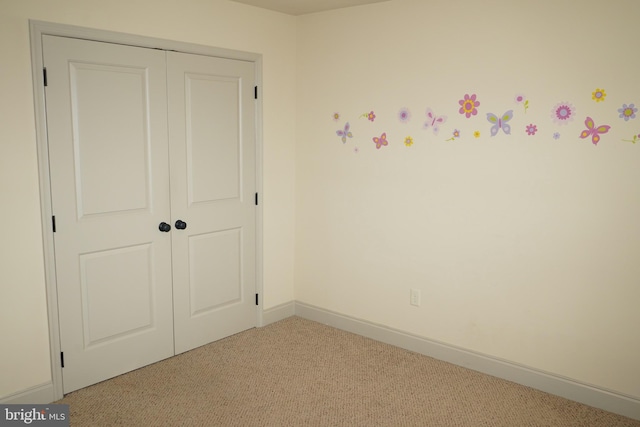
[186,74,241,203]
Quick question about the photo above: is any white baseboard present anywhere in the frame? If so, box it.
[0,382,55,404]
[261,301,296,326]
[294,301,640,421]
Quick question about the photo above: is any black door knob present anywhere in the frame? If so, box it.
[159,222,171,232]
[175,220,187,230]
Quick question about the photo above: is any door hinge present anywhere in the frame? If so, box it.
[52,215,56,233]
[43,68,48,87]
[255,192,258,206]
[255,293,259,306]
[254,86,258,100]
[60,352,64,368]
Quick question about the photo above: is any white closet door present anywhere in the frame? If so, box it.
[43,35,174,393]
[167,52,257,354]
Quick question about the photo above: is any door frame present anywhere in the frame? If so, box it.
[29,20,264,401]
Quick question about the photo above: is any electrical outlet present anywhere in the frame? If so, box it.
[410,288,421,307]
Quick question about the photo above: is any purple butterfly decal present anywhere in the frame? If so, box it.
[336,122,353,143]
[487,110,513,136]
[579,117,610,146]
[424,108,447,135]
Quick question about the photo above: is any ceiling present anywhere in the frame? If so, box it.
[229,0,390,15]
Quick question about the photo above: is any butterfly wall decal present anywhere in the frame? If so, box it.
[424,108,447,135]
[486,110,514,136]
[579,117,610,145]
[336,122,353,143]
[373,132,388,149]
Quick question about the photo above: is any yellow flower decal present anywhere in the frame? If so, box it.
[592,88,606,102]
[474,130,481,138]
[404,136,414,147]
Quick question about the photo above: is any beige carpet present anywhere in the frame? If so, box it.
[57,316,639,426]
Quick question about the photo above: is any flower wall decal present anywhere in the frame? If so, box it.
[515,94,529,113]
[592,88,606,102]
[618,104,637,121]
[551,102,576,125]
[525,124,538,135]
[329,86,639,154]
[445,129,460,141]
[361,111,376,121]
[398,108,411,123]
[459,94,480,118]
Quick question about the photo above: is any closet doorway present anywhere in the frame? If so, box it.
[32,23,262,395]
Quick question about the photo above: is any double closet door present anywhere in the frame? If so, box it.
[43,35,257,394]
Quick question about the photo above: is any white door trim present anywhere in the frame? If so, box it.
[29,20,264,401]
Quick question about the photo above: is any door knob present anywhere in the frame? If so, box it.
[175,220,187,230]
[159,222,171,232]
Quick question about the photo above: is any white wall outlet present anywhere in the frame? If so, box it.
[410,288,421,307]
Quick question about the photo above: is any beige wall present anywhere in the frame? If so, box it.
[0,0,296,398]
[295,0,640,398]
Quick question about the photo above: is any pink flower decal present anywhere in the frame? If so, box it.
[459,94,480,118]
[514,94,529,113]
[361,111,376,122]
[551,102,576,125]
[525,124,538,135]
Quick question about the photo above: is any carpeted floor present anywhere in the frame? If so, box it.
[57,316,640,426]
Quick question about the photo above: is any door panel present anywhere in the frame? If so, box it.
[189,229,242,315]
[168,52,257,354]
[186,74,241,203]
[43,35,174,393]
[71,62,151,216]
[79,244,155,346]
